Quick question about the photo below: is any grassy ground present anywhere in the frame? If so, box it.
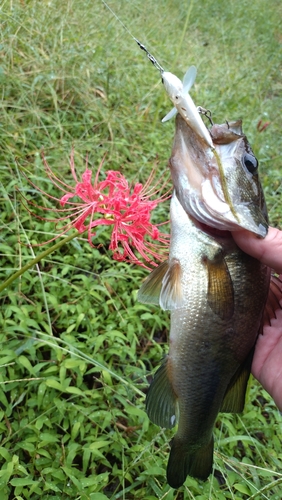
[1,0,282,498]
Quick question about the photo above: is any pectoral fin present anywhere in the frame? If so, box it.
[146,357,178,429]
[204,252,234,321]
[162,106,177,122]
[137,260,169,305]
[138,258,183,311]
[220,347,254,413]
[160,258,183,310]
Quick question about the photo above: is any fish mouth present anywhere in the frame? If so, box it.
[169,114,269,237]
[169,116,237,232]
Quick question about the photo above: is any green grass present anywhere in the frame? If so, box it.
[1,0,282,498]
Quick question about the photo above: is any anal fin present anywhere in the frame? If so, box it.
[220,347,254,413]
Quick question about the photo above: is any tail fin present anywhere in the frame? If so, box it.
[167,436,214,488]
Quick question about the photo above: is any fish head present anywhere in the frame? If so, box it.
[210,120,268,234]
[169,114,268,236]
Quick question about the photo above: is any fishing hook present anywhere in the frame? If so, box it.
[197,107,214,126]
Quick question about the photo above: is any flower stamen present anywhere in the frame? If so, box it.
[21,150,171,268]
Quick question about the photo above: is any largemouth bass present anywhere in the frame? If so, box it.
[138,114,270,488]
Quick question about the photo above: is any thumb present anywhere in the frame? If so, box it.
[232,227,282,274]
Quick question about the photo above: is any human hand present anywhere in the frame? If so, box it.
[232,227,282,411]
[232,227,282,274]
[251,307,282,411]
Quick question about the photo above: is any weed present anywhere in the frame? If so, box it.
[0,0,281,498]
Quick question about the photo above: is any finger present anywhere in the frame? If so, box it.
[232,227,282,274]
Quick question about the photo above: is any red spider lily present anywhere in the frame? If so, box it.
[257,120,271,132]
[23,150,171,268]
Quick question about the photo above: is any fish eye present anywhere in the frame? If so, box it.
[243,153,258,174]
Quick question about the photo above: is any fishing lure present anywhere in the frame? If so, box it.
[101,0,214,149]
[101,3,240,220]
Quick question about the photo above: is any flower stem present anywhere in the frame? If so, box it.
[0,231,81,294]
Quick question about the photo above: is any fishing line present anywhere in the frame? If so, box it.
[101,2,239,226]
[101,0,165,74]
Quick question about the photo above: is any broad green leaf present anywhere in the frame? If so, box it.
[88,441,111,450]
[10,478,39,487]
[233,483,252,494]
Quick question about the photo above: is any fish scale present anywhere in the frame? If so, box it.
[138,115,270,488]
